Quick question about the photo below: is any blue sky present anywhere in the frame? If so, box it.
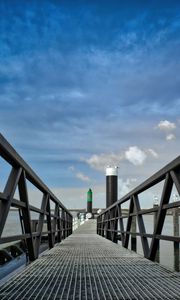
[0,0,180,208]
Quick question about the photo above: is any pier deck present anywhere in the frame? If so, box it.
[1,220,180,299]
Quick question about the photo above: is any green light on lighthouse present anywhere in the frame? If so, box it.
[87,188,92,202]
[87,188,92,214]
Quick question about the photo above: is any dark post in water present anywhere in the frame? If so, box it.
[87,188,92,214]
[106,166,118,208]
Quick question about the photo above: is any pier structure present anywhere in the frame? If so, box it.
[0,134,180,299]
[1,219,180,299]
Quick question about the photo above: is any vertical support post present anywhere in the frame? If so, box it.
[124,198,134,248]
[66,214,69,237]
[153,203,160,263]
[99,216,102,236]
[118,205,125,246]
[96,216,99,235]
[0,167,22,237]
[173,207,179,271]
[52,203,58,245]
[34,193,48,258]
[64,211,67,238]
[69,215,71,236]
[131,217,136,251]
[133,195,149,257]
[111,206,118,243]
[57,207,61,243]
[109,209,113,242]
[18,170,36,261]
[70,215,73,235]
[101,215,105,237]
[105,213,108,239]
[46,197,53,249]
[103,215,106,237]
[105,212,111,240]
[149,173,173,260]
[97,215,104,237]
[61,210,65,239]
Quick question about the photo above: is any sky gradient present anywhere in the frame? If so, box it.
[0,0,180,208]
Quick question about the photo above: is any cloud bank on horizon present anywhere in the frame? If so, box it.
[0,0,179,208]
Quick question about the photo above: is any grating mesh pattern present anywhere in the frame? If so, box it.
[1,220,180,299]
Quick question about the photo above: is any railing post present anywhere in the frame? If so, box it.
[112,207,118,243]
[0,134,72,264]
[105,212,110,240]
[124,197,134,248]
[18,170,36,261]
[153,203,160,263]
[34,193,49,258]
[95,157,180,267]
[97,215,104,237]
[97,216,99,235]
[0,167,22,238]
[62,210,66,239]
[64,211,67,239]
[149,174,173,261]
[70,215,73,235]
[173,207,179,271]
[118,205,125,246]
[46,197,54,249]
[131,217,136,251]
[57,207,61,242]
[101,215,105,237]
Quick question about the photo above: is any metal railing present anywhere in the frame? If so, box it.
[97,156,180,262]
[0,134,72,262]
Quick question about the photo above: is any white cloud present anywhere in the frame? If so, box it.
[84,145,158,171]
[65,89,85,99]
[75,172,90,182]
[69,166,75,171]
[118,178,137,198]
[157,120,176,131]
[125,146,147,166]
[147,148,158,158]
[166,133,176,141]
[84,152,124,172]
[157,120,177,140]
[69,165,90,182]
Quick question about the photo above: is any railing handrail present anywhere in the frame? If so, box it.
[0,134,72,262]
[99,155,180,216]
[0,134,72,216]
[97,155,180,269]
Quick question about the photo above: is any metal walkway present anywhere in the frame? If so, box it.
[1,220,180,299]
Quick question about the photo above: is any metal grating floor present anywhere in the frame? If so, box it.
[1,220,180,299]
